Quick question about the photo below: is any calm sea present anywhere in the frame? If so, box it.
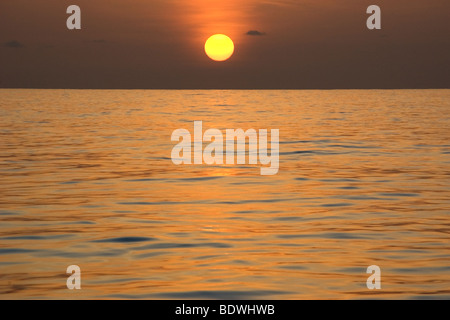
[0,89,449,299]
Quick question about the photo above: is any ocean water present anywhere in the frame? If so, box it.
[0,89,449,299]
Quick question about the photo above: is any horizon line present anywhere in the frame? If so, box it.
[1,87,449,90]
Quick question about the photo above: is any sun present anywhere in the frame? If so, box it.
[205,34,234,62]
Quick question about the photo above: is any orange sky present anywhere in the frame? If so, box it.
[0,0,449,88]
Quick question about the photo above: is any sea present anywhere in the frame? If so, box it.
[0,89,449,299]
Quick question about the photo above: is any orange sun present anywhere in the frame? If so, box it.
[204,34,235,62]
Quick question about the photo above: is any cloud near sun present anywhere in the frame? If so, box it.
[246,30,266,36]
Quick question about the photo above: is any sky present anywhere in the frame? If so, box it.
[0,0,449,89]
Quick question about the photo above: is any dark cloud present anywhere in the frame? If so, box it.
[4,40,24,48]
[246,30,266,36]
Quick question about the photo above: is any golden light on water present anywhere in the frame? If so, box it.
[1,89,450,299]
[204,34,235,61]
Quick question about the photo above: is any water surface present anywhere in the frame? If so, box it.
[0,89,449,299]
